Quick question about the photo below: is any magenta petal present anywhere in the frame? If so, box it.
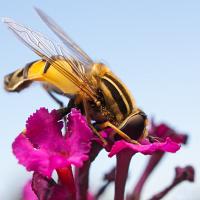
[108,137,180,157]
[65,109,93,167]
[150,121,188,144]
[25,108,65,151]
[12,108,93,177]
[22,180,37,200]
[87,192,95,200]
[175,166,195,182]
[13,134,53,176]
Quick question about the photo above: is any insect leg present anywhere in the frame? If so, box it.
[42,84,65,108]
[98,121,140,144]
[55,98,77,136]
[47,90,64,107]
[82,98,108,146]
[56,98,76,117]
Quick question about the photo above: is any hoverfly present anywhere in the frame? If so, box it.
[3,8,148,145]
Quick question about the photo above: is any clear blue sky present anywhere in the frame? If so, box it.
[0,1,200,199]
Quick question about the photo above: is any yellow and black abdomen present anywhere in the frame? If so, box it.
[4,59,80,95]
[4,60,37,92]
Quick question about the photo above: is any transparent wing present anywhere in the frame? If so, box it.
[3,17,98,101]
[35,7,93,68]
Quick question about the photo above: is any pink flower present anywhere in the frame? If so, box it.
[32,172,74,200]
[149,119,188,144]
[22,180,37,200]
[128,120,188,200]
[108,137,180,157]
[12,108,93,177]
[32,172,95,200]
[175,166,195,182]
[108,125,181,200]
[150,166,195,200]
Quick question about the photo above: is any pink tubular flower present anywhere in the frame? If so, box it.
[75,142,102,200]
[128,120,188,200]
[149,166,195,200]
[32,172,74,200]
[32,172,95,200]
[149,119,188,144]
[12,108,93,177]
[108,127,181,200]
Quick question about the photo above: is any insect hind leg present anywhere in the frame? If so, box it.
[42,83,65,108]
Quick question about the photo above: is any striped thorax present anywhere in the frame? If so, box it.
[89,63,139,123]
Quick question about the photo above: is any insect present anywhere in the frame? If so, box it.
[3,8,148,145]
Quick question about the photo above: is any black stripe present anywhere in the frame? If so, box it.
[23,60,38,79]
[16,69,24,77]
[43,61,51,73]
[102,78,127,116]
[105,74,133,112]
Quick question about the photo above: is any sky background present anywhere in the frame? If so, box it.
[0,0,200,199]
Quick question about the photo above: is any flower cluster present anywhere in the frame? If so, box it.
[127,119,190,200]
[12,108,194,200]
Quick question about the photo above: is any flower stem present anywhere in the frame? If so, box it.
[114,150,133,200]
[75,142,102,200]
[149,181,180,200]
[75,160,90,200]
[127,151,164,200]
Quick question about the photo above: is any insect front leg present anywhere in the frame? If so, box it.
[98,121,140,144]
[55,98,77,136]
[56,98,76,117]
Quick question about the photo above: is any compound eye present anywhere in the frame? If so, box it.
[119,113,146,140]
